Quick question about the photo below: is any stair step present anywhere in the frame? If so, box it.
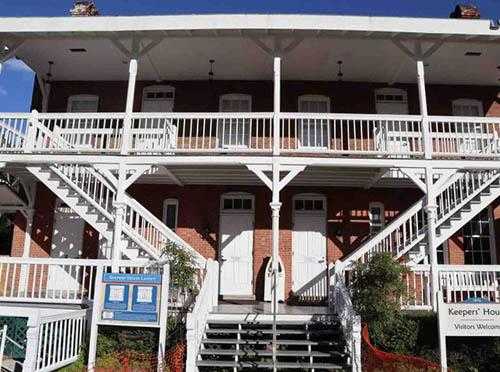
[199,349,345,358]
[202,338,340,346]
[205,328,307,335]
[196,360,347,369]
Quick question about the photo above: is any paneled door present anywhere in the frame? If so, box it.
[292,195,327,302]
[219,194,254,297]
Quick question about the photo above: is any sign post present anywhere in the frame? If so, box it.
[437,291,500,371]
[87,264,169,372]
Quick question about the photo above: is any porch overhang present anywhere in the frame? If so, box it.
[0,14,498,85]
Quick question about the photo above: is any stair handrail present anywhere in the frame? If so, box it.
[185,259,219,371]
[331,267,361,372]
[122,194,206,268]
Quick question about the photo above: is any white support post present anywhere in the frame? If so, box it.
[352,316,362,372]
[24,109,38,153]
[425,166,440,312]
[121,59,138,155]
[112,165,127,272]
[417,60,432,159]
[158,263,170,372]
[273,56,281,156]
[24,310,41,372]
[87,265,104,372]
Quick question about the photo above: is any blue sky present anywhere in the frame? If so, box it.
[0,0,498,111]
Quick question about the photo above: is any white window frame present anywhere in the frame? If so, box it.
[374,88,409,114]
[66,94,99,113]
[369,202,385,234]
[293,193,327,215]
[462,206,496,265]
[162,198,179,231]
[452,98,484,117]
[297,95,331,149]
[220,192,255,214]
[141,85,175,112]
[218,94,252,149]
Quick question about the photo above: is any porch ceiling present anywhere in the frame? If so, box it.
[139,165,416,188]
[1,14,499,85]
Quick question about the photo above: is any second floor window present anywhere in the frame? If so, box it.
[67,94,99,113]
[163,199,179,231]
[452,98,483,117]
[218,94,252,148]
[369,202,385,234]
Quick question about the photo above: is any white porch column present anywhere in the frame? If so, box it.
[121,58,138,155]
[24,310,41,371]
[416,60,432,159]
[425,166,440,312]
[273,56,281,156]
[112,165,127,272]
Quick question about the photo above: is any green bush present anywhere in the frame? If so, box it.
[161,241,197,291]
[370,314,418,354]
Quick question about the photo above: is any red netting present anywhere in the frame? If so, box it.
[362,325,440,372]
[92,340,186,372]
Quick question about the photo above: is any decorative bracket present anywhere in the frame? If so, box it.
[247,164,306,191]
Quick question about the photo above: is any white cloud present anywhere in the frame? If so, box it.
[3,59,33,73]
[0,86,7,96]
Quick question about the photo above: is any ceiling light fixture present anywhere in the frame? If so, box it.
[337,60,343,81]
[208,59,215,82]
[69,48,87,53]
[464,51,482,56]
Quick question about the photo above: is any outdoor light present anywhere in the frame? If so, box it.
[208,59,215,82]
[69,48,87,53]
[337,60,343,81]
[464,51,482,56]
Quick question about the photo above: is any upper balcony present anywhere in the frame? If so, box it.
[0,14,498,161]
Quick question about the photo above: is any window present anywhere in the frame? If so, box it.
[462,207,494,265]
[369,202,385,234]
[452,99,484,117]
[374,88,409,114]
[218,94,252,148]
[141,85,175,112]
[67,94,99,113]
[163,199,178,231]
[293,195,326,213]
[297,95,331,148]
[221,193,254,212]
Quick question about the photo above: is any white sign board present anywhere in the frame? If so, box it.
[437,291,500,371]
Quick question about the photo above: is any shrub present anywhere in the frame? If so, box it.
[161,241,197,291]
[370,314,418,354]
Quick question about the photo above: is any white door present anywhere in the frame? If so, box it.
[47,202,85,295]
[298,95,331,149]
[140,85,176,150]
[292,196,327,301]
[219,194,254,297]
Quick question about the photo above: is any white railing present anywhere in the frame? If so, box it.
[331,270,361,372]
[130,112,273,153]
[35,309,88,372]
[438,265,500,304]
[280,113,424,156]
[0,114,29,152]
[430,116,500,158]
[402,264,432,310]
[185,259,219,372]
[52,163,206,266]
[1,111,498,158]
[338,170,498,269]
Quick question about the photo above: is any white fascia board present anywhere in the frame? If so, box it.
[0,14,497,38]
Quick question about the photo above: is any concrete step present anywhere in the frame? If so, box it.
[199,349,346,358]
[196,360,347,370]
[201,338,341,346]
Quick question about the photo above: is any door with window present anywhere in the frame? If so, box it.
[298,95,330,149]
[219,193,254,297]
[47,200,85,295]
[292,195,327,302]
[452,99,490,155]
[374,88,411,155]
[65,94,100,148]
[218,94,252,148]
[140,85,176,151]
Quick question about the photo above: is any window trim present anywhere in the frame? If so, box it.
[462,206,496,265]
[369,202,385,234]
[293,193,327,215]
[298,94,331,113]
[220,192,255,214]
[374,88,409,114]
[66,94,99,113]
[141,85,175,111]
[218,94,252,112]
[162,198,179,231]
[451,98,484,117]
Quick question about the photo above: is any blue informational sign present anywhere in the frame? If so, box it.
[104,284,129,310]
[100,272,162,324]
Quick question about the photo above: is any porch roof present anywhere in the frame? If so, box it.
[0,14,499,85]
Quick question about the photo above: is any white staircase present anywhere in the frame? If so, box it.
[339,170,500,268]
[27,164,205,265]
